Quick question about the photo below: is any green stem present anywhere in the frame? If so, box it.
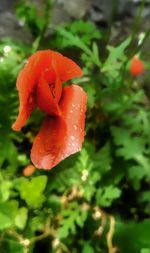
[129,0,146,56]
[104,0,118,45]
[119,0,146,84]
[29,228,56,245]
[137,27,150,53]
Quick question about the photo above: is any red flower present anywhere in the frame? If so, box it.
[12,50,87,170]
[130,55,144,76]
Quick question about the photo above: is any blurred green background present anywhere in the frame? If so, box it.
[0,0,150,252]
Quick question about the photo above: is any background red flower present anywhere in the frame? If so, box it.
[130,55,144,76]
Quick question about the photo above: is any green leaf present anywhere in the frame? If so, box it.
[141,249,150,253]
[94,142,112,174]
[55,20,101,49]
[115,219,150,253]
[0,212,13,230]
[58,202,87,239]
[56,27,101,66]
[0,138,18,167]
[84,84,96,108]
[0,180,12,201]
[128,165,146,189]
[15,207,28,229]
[82,243,94,253]
[140,191,150,202]
[0,238,24,253]
[0,200,18,230]
[102,37,131,76]
[67,20,101,44]
[128,165,146,181]
[111,127,145,159]
[96,185,121,207]
[17,176,48,208]
[30,216,46,232]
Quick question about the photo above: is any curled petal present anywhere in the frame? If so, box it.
[31,85,87,170]
[12,51,53,131]
[52,53,83,81]
[36,73,61,116]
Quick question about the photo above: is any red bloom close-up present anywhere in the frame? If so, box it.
[12,50,87,170]
[130,55,144,76]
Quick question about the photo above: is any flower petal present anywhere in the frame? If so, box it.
[12,50,54,131]
[31,85,87,170]
[130,55,144,76]
[31,116,67,169]
[36,73,61,116]
[52,53,83,82]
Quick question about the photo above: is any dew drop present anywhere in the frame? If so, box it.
[74,125,78,130]
[71,135,75,141]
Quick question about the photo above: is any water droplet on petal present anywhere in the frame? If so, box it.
[71,136,75,141]
[74,125,78,130]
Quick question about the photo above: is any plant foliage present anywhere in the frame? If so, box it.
[0,1,150,252]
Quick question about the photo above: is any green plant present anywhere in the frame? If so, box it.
[0,1,150,252]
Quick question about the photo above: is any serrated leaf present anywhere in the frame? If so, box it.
[58,202,87,239]
[111,127,145,159]
[84,84,96,108]
[102,37,130,68]
[94,142,112,174]
[101,37,131,77]
[128,165,146,189]
[128,166,146,181]
[96,185,121,207]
